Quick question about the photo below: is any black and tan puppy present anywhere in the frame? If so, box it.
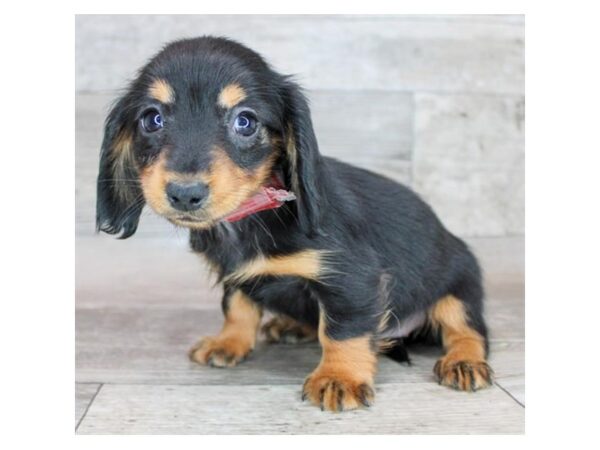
[96,36,493,412]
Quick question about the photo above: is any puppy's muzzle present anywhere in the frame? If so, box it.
[166,182,209,212]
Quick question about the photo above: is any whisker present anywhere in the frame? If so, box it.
[249,214,276,248]
[113,194,145,226]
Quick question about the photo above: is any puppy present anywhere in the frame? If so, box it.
[96,36,493,412]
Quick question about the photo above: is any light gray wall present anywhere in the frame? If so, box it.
[75,14,524,237]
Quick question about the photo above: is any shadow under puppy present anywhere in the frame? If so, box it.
[96,36,493,412]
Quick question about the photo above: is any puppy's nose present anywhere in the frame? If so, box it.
[166,182,209,212]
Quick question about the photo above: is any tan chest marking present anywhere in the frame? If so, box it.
[224,249,326,284]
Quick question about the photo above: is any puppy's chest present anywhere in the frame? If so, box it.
[238,277,320,326]
[193,229,325,325]
[201,250,321,325]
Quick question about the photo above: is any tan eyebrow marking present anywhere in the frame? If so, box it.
[148,79,175,104]
[218,83,246,108]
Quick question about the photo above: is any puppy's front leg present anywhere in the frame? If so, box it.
[189,289,262,368]
[302,309,378,412]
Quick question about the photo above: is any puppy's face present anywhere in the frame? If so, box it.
[137,79,279,228]
[97,37,323,238]
[122,44,285,228]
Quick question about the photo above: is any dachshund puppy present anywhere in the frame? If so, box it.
[96,36,493,412]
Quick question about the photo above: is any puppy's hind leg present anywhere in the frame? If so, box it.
[430,294,494,391]
[262,314,317,344]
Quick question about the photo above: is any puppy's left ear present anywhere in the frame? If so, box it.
[96,95,144,239]
[281,80,326,236]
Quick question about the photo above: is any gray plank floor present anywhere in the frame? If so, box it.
[75,235,524,434]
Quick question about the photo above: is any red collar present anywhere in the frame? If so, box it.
[222,174,296,223]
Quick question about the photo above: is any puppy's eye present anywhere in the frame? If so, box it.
[141,109,163,132]
[233,112,257,137]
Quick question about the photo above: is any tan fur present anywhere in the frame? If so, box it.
[429,295,493,391]
[269,134,283,149]
[139,147,275,228]
[262,315,317,343]
[108,130,137,203]
[200,147,275,223]
[148,79,175,104]
[139,152,171,216]
[189,290,262,367]
[303,312,377,412]
[218,83,246,108]
[140,151,213,217]
[224,249,325,285]
[285,124,300,196]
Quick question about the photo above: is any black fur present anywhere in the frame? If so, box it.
[96,36,488,360]
[96,93,145,239]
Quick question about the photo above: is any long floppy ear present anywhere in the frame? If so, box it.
[96,95,144,239]
[281,80,325,236]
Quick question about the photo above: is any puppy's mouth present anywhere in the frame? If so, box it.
[166,211,213,228]
[174,215,204,223]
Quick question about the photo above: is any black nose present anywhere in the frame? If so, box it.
[166,182,209,212]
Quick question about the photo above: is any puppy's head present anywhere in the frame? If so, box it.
[96,36,323,238]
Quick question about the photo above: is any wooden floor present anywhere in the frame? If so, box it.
[75,234,524,434]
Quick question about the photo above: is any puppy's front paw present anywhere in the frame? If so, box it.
[188,336,253,368]
[434,358,494,391]
[302,369,375,412]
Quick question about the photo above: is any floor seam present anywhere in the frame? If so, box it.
[76,383,103,432]
[494,381,524,408]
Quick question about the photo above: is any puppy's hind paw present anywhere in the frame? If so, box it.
[261,315,317,344]
[434,358,494,391]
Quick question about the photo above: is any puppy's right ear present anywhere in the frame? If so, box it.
[96,95,144,239]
